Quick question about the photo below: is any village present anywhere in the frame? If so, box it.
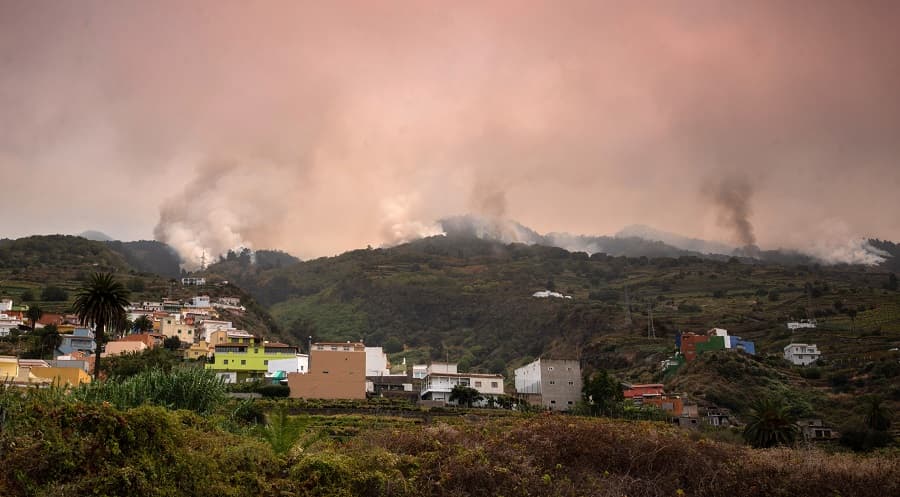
[0,283,834,443]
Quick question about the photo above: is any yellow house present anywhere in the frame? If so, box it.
[0,355,18,380]
[30,367,91,386]
[186,341,210,360]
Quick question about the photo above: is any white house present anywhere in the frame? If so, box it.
[784,343,821,366]
[266,355,309,383]
[189,295,211,308]
[0,313,23,337]
[514,358,582,411]
[0,299,13,312]
[365,346,391,376]
[787,319,817,330]
[420,363,504,405]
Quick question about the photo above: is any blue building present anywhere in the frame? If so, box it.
[57,328,96,356]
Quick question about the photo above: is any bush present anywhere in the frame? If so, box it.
[73,367,227,413]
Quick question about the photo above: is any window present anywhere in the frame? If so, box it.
[223,359,229,365]
[567,367,572,371]
[549,381,556,385]
[322,370,329,374]
[568,381,574,386]
[254,348,259,354]
[548,367,554,371]
[550,400,556,404]
[240,360,246,365]
[474,381,482,387]
[567,401,573,405]
[343,346,350,351]
[263,360,268,365]
[491,381,498,388]
[331,346,337,351]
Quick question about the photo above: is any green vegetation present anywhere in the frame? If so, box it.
[581,369,624,416]
[72,272,131,379]
[72,367,227,413]
[0,385,897,497]
[742,397,800,448]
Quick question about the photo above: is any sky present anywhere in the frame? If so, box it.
[1,0,899,266]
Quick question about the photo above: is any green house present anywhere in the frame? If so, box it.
[206,339,299,382]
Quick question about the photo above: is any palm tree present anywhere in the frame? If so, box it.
[72,272,130,380]
[742,397,799,448]
[25,304,43,332]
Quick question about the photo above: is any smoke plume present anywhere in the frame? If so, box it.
[2,1,900,266]
[706,177,757,248]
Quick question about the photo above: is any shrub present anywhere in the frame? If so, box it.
[73,367,226,413]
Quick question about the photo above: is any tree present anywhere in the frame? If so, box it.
[133,315,154,333]
[25,305,43,332]
[72,272,130,380]
[20,289,35,302]
[40,324,61,359]
[449,385,483,408]
[163,336,182,351]
[846,308,858,332]
[383,336,403,354]
[863,396,892,432]
[885,273,898,291]
[581,369,624,416]
[41,286,69,301]
[742,397,799,448]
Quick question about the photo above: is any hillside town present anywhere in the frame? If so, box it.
[0,287,841,443]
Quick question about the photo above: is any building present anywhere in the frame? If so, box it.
[797,419,838,441]
[57,328,96,356]
[159,315,196,345]
[623,383,665,399]
[677,329,755,362]
[787,319,817,330]
[420,362,505,405]
[0,313,23,337]
[514,358,582,411]
[365,346,392,376]
[0,299,12,312]
[266,355,309,383]
[288,342,367,399]
[103,340,148,357]
[181,277,206,286]
[206,337,299,383]
[784,343,821,366]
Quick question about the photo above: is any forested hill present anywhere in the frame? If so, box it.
[204,235,900,376]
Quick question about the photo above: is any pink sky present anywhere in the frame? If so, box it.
[1,1,899,264]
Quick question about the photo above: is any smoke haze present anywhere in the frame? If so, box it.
[2,1,899,267]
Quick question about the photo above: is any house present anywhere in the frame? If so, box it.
[0,356,89,386]
[622,383,665,399]
[188,295,211,308]
[57,328,96,356]
[677,329,755,362]
[159,315,196,345]
[181,277,206,286]
[623,383,684,417]
[0,299,12,312]
[514,358,582,411]
[420,362,505,406]
[267,354,309,379]
[0,313,23,337]
[103,340,148,357]
[365,346,392,376]
[787,319,817,330]
[784,343,821,366]
[119,333,165,348]
[797,419,838,441]
[288,342,367,399]
[411,364,428,379]
[206,337,299,383]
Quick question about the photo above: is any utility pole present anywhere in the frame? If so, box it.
[647,304,655,338]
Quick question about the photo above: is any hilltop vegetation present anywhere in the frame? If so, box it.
[203,235,900,423]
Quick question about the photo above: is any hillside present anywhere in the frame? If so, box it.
[204,234,899,375]
[0,235,280,339]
